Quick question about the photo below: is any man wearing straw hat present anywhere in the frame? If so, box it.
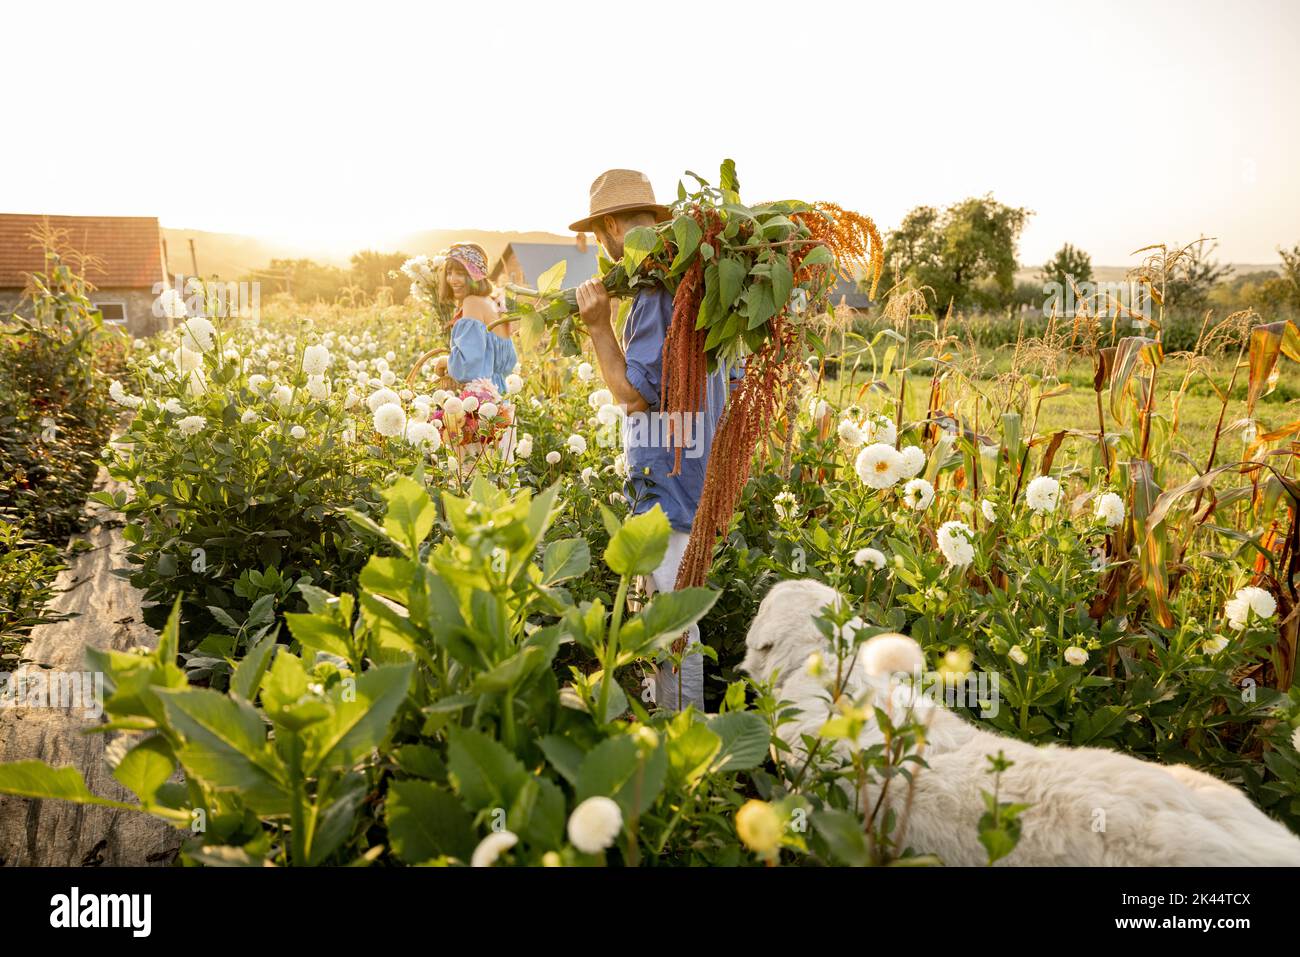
[572,169,731,713]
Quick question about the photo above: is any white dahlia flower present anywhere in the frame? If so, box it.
[301,344,331,375]
[1094,491,1125,528]
[172,344,203,373]
[936,521,975,568]
[306,375,329,401]
[854,547,886,570]
[1202,635,1228,655]
[837,418,865,446]
[157,287,187,320]
[901,478,935,511]
[861,633,925,677]
[108,380,142,409]
[855,443,904,489]
[863,413,896,447]
[898,445,926,479]
[1225,586,1276,631]
[1025,475,1061,513]
[406,421,441,450]
[567,796,623,854]
[373,402,407,438]
[470,830,518,867]
[367,387,401,412]
[180,316,216,352]
[773,489,798,521]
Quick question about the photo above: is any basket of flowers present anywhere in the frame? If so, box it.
[428,379,514,455]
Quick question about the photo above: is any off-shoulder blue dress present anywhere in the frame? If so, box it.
[447,315,517,393]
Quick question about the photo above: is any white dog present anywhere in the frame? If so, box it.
[741,579,1300,866]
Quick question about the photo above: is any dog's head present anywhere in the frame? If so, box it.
[739,579,844,685]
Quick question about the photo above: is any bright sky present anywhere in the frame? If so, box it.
[2,0,1297,265]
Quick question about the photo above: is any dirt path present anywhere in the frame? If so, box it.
[0,465,182,866]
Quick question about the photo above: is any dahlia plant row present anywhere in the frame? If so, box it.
[1,286,1297,864]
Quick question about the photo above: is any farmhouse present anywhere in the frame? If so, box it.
[490,236,600,290]
[827,272,873,312]
[0,213,167,335]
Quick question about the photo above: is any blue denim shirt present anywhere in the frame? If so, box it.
[622,287,731,533]
[448,317,517,392]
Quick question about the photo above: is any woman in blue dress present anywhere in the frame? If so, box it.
[441,243,516,393]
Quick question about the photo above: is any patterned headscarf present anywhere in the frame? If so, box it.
[446,243,488,281]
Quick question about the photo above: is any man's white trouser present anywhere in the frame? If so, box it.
[642,529,705,712]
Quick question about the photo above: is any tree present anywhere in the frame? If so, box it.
[1276,244,1300,312]
[1039,243,1093,291]
[881,195,1031,313]
[349,250,410,300]
[1163,240,1231,312]
[249,259,349,302]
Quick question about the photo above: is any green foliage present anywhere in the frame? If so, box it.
[507,160,851,370]
[1,250,115,544]
[977,752,1029,864]
[882,195,1031,312]
[1163,240,1232,312]
[1039,242,1094,291]
[0,522,64,663]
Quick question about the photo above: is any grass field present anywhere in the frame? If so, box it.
[826,346,1298,483]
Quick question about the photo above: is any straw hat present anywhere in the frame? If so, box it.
[568,169,670,233]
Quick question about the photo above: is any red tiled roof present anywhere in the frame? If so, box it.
[0,213,164,289]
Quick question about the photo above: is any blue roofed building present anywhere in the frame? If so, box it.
[827,272,873,311]
[490,236,601,290]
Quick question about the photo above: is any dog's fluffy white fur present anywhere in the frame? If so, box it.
[742,579,1300,866]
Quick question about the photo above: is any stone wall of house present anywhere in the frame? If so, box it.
[0,287,165,337]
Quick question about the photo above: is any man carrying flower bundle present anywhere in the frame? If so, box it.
[572,169,731,713]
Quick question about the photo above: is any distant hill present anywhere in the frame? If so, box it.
[161,227,581,279]
[390,229,580,264]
